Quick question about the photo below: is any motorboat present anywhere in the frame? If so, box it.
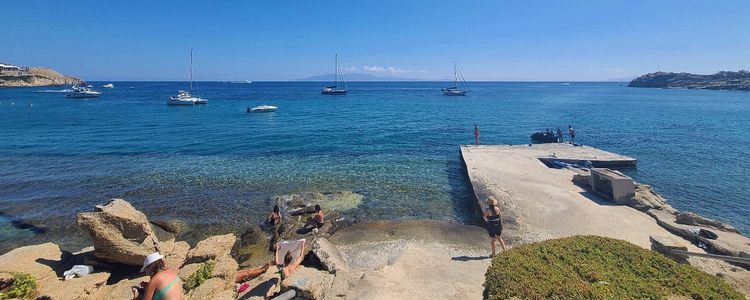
[102,83,114,88]
[442,62,470,96]
[247,105,278,112]
[530,131,560,143]
[168,48,207,105]
[66,86,101,98]
[321,54,348,95]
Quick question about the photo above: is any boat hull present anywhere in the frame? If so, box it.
[66,93,100,98]
[167,99,195,106]
[442,90,468,96]
[321,89,348,95]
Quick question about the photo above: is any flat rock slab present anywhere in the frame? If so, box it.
[461,144,685,248]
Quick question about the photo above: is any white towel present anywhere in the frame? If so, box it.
[275,239,305,266]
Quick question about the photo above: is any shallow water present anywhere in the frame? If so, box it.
[1,82,748,252]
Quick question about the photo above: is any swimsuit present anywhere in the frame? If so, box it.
[486,206,503,238]
[153,276,179,300]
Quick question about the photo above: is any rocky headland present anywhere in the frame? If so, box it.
[0,66,82,88]
[628,70,750,91]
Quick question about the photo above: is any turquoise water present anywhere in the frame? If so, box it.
[1,82,748,251]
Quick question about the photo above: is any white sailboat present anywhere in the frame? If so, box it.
[321,54,348,95]
[168,48,207,105]
[442,62,469,96]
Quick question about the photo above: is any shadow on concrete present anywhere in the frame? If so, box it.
[448,156,484,226]
[577,191,618,206]
[451,255,490,262]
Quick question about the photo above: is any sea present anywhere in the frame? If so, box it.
[1,81,748,253]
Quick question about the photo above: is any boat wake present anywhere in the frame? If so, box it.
[37,89,72,93]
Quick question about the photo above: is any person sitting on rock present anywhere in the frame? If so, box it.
[132,252,182,300]
[277,244,305,279]
[266,205,282,226]
[303,205,325,230]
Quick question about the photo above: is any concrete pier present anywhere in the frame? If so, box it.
[461,144,691,249]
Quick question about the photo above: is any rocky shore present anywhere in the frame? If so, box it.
[0,67,82,88]
[0,196,490,300]
[628,70,750,91]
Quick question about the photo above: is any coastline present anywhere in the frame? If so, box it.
[1,144,749,298]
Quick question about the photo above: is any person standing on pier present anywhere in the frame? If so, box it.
[568,125,576,144]
[556,128,564,143]
[483,196,507,256]
[474,124,480,145]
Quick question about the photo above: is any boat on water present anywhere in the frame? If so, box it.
[530,131,559,143]
[441,62,469,96]
[168,48,207,105]
[247,105,278,112]
[66,85,102,98]
[228,80,252,84]
[102,83,114,88]
[321,54,348,95]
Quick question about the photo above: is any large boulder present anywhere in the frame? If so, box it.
[38,272,110,300]
[186,234,237,264]
[76,199,159,266]
[310,238,348,273]
[212,255,239,289]
[151,219,190,235]
[0,243,63,282]
[676,212,740,233]
[186,277,227,300]
[281,266,334,299]
[160,240,190,268]
[627,184,669,212]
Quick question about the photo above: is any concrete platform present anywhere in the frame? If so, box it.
[460,144,696,249]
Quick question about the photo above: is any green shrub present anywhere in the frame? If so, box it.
[184,260,216,290]
[0,272,37,300]
[484,235,743,299]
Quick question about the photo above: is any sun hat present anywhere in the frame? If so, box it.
[486,196,498,206]
[140,252,163,272]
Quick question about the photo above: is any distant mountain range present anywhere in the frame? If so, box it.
[298,73,418,81]
[628,71,750,91]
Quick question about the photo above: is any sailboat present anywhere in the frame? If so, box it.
[168,48,207,105]
[321,54,348,95]
[442,62,469,96]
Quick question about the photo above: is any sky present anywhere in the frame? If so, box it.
[2,1,749,81]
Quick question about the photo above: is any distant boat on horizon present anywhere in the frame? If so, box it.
[102,83,114,88]
[168,48,207,106]
[247,105,278,112]
[321,54,348,95]
[228,80,252,84]
[441,62,469,96]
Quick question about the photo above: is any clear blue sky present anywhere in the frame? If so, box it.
[3,1,749,81]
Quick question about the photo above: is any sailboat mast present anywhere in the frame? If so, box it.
[334,54,338,88]
[189,48,193,94]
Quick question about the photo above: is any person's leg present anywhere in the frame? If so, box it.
[235,263,270,283]
[497,236,507,251]
[490,237,496,257]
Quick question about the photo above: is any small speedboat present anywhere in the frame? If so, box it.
[66,86,101,98]
[102,83,114,88]
[530,131,559,143]
[247,105,278,112]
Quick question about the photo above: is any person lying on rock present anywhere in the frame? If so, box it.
[235,262,271,283]
[132,252,182,300]
[303,204,325,230]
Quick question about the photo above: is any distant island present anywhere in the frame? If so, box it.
[628,70,750,91]
[299,72,417,81]
[0,63,82,87]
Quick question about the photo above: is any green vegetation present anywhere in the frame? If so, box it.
[484,235,743,300]
[0,273,37,300]
[184,260,216,290]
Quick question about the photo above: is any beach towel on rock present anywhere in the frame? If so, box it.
[275,239,305,265]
